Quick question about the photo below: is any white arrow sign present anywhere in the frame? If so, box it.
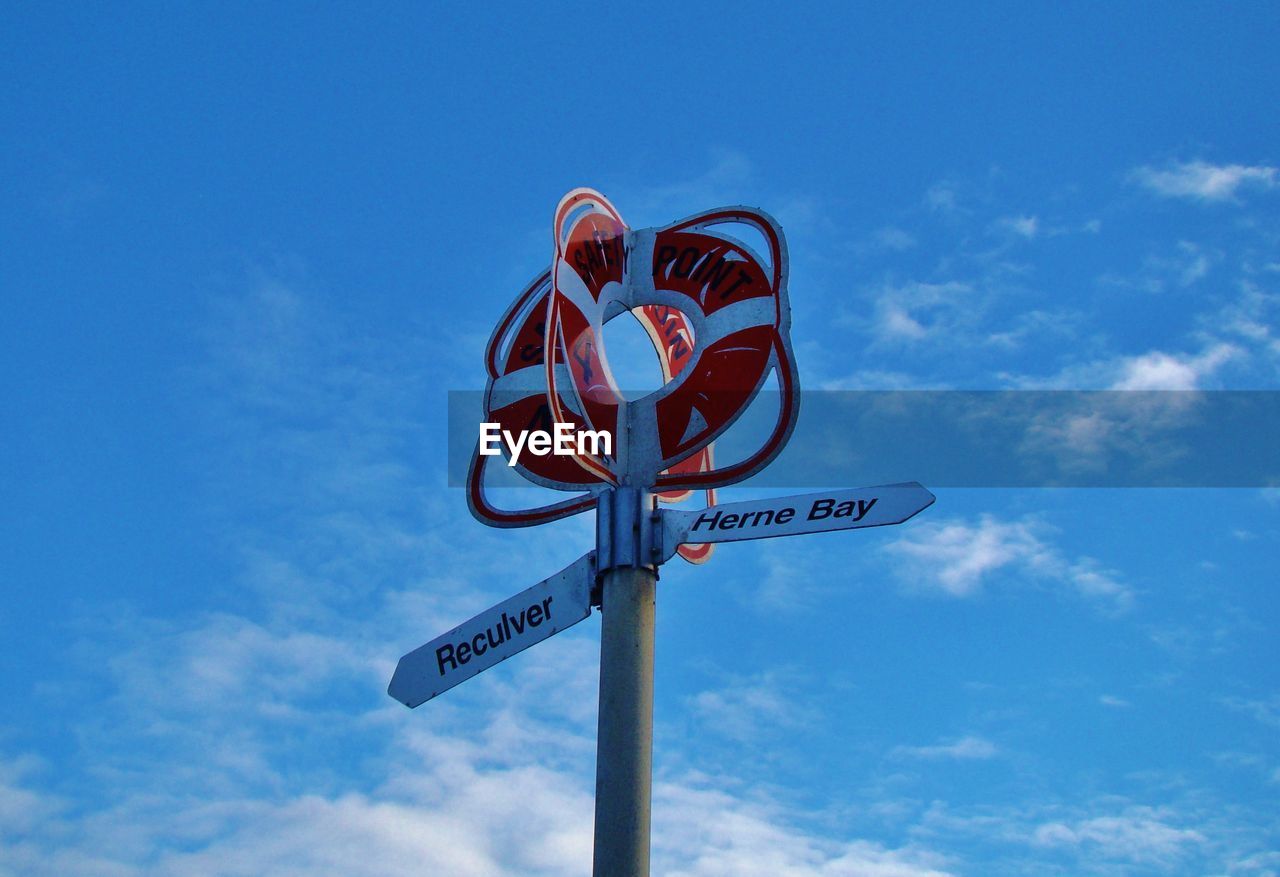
[388,553,595,708]
[659,483,935,561]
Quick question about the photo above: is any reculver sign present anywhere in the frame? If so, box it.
[388,554,595,709]
[478,422,612,468]
[434,593,556,675]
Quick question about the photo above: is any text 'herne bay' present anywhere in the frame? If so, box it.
[690,497,879,532]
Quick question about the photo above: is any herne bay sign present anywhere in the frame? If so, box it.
[388,189,935,877]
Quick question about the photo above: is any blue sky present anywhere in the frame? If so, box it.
[2,3,1278,875]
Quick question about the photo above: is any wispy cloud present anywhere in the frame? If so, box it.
[1101,240,1218,292]
[814,368,929,391]
[892,736,998,761]
[925,181,964,214]
[655,783,955,877]
[686,671,817,743]
[1011,341,1241,390]
[1032,806,1206,869]
[884,515,1047,597]
[863,280,975,344]
[0,614,960,877]
[1131,160,1278,202]
[1214,280,1280,362]
[0,756,61,836]
[913,794,1275,875]
[1169,241,1213,287]
[877,226,919,251]
[883,515,1133,610]
[992,215,1039,239]
[1220,694,1280,729]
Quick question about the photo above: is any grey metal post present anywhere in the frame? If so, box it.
[592,486,657,877]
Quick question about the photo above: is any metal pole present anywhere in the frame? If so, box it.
[592,564,656,876]
[592,487,656,877]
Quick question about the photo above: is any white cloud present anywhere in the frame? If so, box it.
[748,540,836,613]
[883,515,1132,609]
[867,281,974,344]
[994,215,1038,239]
[1111,343,1239,390]
[984,308,1079,352]
[1132,160,1278,202]
[871,226,918,252]
[884,515,1047,597]
[1062,558,1131,604]
[0,726,599,877]
[1032,807,1206,868]
[1104,240,1217,292]
[1214,280,1280,364]
[912,796,1277,875]
[656,783,954,877]
[815,369,929,391]
[996,381,1247,483]
[0,757,61,836]
[107,612,373,713]
[1098,695,1131,709]
[891,736,998,761]
[1012,341,1241,391]
[925,182,961,213]
[0,648,956,877]
[686,671,816,742]
[1173,242,1212,287]
[1220,694,1280,729]
[883,303,930,340]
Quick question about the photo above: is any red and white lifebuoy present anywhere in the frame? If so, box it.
[467,267,611,528]
[544,194,798,489]
[641,208,799,490]
[545,189,629,485]
[469,188,799,547]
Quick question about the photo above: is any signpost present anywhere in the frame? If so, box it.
[389,188,936,877]
[659,483,935,560]
[388,553,594,708]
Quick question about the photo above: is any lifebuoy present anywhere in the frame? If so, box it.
[469,188,799,542]
[466,268,604,528]
[546,190,629,485]
[546,191,799,490]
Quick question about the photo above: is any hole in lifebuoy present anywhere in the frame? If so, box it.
[601,305,696,401]
[703,220,773,274]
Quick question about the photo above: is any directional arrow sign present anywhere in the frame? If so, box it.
[389,553,594,708]
[659,483,935,561]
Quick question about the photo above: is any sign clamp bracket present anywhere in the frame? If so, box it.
[593,487,660,609]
